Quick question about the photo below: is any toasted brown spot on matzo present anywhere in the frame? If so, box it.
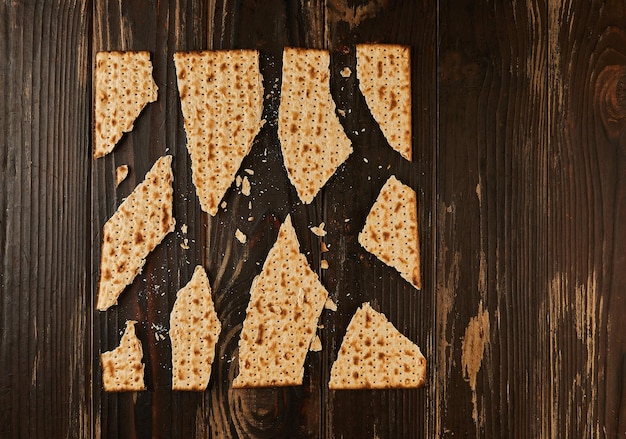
[173,50,264,216]
[278,48,352,204]
[233,215,329,387]
[329,303,426,389]
[356,44,412,161]
[93,51,158,158]
[96,156,176,311]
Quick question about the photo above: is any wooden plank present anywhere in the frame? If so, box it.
[323,1,436,438]
[437,1,548,437]
[92,1,209,438]
[0,1,91,438]
[547,1,626,437]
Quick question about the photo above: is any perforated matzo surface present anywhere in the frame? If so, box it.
[101,320,146,392]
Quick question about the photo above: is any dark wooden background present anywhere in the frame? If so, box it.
[2,0,626,437]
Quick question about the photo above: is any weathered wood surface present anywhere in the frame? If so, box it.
[2,0,626,437]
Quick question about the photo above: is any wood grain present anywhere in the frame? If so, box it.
[437,1,547,436]
[548,1,626,436]
[3,0,626,438]
[0,1,91,438]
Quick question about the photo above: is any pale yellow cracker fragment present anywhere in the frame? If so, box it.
[278,48,353,203]
[170,266,221,391]
[356,44,412,161]
[94,51,158,158]
[97,156,176,311]
[101,320,146,392]
[174,50,264,215]
[310,222,326,237]
[310,335,322,352]
[115,165,129,187]
[233,215,329,387]
[235,229,247,244]
[241,176,251,196]
[358,175,421,290]
[329,302,426,389]
[324,297,337,312]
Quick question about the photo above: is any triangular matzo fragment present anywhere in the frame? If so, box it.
[358,175,421,289]
[173,50,264,215]
[233,215,329,387]
[278,48,353,203]
[94,51,158,158]
[329,303,426,389]
[101,321,146,392]
[170,265,221,391]
[97,155,176,311]
[356,44,412,161]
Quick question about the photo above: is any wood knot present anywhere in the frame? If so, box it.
[596,65,626,139]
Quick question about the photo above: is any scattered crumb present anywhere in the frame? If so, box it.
[241,176,251,196]
[318,324,325,329]
[337,109,346,117]
[321,242,329,253]
[181,224,188,234]
[321,260,329,269]
[221,201,227,209]
[344,218,350,222]
[324,297,337,311]
[309,335,322,352]
[115,165,129,187]
[340,67,352,78]
[248,201,252,209]
[311,222,327,237]
[180,238,190,250]
[244,169,254,175]
[235,229,247,244]
[248,216,254,222]
[236,175,242,188]
[363,157,369,163]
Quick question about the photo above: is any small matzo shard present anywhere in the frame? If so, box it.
[358,175,421,290]
[356,44,412,161]
[94,51,158,158]
[97,155,176,311]
[233,215,329,387]
[101,320,146,392]
[170,265,221,391]
[173,50,264,215]
[278,48,353,203]
[329,302,426,389]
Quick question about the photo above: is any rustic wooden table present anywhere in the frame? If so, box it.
[2,1,626,437]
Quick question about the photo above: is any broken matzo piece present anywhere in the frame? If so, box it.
[356,44,412,161]
[278,48,353,204]
[101,320,146,392]
[233,215,329,387]
[358,175,421,290]
[173,50,264,215]
[115,165,129,187]
[329,302,426,389]
[96,155,176,311]
[94,51,158,158]
[170,265,221,391]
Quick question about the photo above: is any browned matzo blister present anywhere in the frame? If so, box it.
[96,155,176,311]
[356,44,412,161]
[233,215,329,387]
[329,302,426,389]
[101,320,146,392]
[170,265,221,391]
[94,51,158,159]
[358,175,421,290]
[173,50,264,216]
[278,48,353,203]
